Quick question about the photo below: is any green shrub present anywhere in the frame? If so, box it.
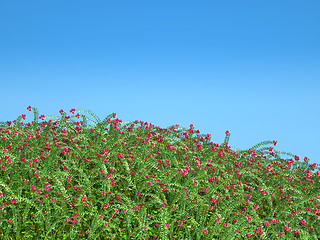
[0,106,319,240]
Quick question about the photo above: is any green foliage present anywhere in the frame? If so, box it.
[0,106,319,240]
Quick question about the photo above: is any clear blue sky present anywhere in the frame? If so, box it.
[1,1,319,174]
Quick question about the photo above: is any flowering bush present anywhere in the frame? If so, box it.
[0,106,319,239]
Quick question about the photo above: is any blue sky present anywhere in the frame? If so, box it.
[1,1,319,174]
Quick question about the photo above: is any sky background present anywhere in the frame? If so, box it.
[1,1,319,174]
